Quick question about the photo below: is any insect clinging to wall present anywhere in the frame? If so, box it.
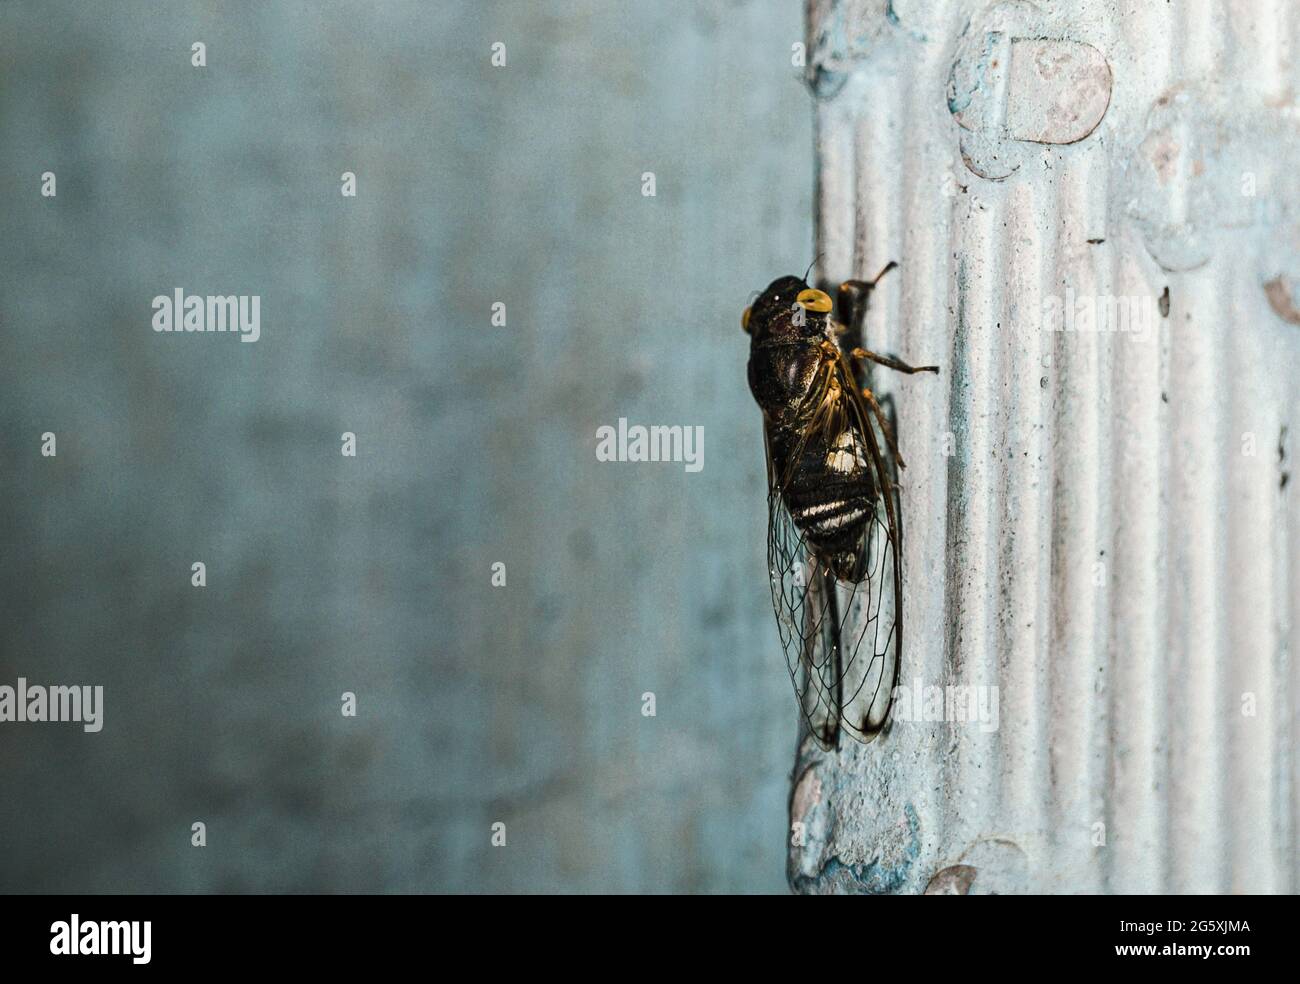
[742,263,938,747]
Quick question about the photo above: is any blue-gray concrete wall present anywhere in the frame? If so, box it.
[0,1,811,892]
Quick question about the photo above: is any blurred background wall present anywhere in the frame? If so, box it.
[0,0,811,893]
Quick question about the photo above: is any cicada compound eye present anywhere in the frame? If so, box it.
[742,306,752,334]
[795,288,833,314]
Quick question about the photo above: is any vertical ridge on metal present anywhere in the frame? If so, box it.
[791,0,1298,895]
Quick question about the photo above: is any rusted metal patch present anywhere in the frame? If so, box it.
[951,35,1111,145]
[924,864,977,894]
[1264,276,1300,326]
[1004,39,1111,144]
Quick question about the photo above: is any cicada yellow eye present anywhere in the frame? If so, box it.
[742,306,752,334]
[796,288,833,314]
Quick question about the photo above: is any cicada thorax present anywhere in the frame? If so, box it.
[766,374,879,583]
[746,275,884,580]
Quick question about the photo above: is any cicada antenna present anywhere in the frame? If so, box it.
[803,253,824,283]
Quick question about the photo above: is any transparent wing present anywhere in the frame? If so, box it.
[763,355,902,747]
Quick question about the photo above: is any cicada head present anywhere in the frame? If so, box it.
[741,276,833,344]
[743,275,836,421]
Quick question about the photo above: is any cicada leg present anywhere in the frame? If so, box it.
[850,347,940,376]
[836,260,898,328]
[859,386,906,472]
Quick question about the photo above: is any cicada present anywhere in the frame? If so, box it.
[743,263,937,747]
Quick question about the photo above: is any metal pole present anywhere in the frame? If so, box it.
[792,0,1298,894]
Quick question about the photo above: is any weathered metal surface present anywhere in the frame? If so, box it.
[795,0,1299,894]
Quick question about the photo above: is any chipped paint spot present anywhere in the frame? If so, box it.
[924,864,978,894]
[804,0,934,99]
[951,34,1111,141]
[790,766,823,825]
[960,131,1020,181]
[1127,84,1300,272]
[885,0,928,42]
[1147,136,1180,185]
[791,803,921,894]
[1280,427,1291,491]
[947,5,1110,181]
[948,30,1003,118]
[948,837,1030,894]
[1004,39,1112,144]
[1264,276,1300,325]
[804,0,887,100]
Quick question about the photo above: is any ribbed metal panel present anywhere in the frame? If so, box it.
[791,0,1298,894]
